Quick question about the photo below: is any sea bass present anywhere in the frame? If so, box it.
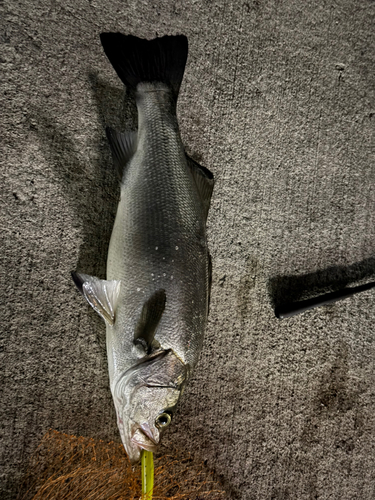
[72,33,214,463]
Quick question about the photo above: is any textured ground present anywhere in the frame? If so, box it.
[1,1,375,499]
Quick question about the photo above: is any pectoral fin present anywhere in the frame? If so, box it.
[71,272,121,326]
[186,154,214,221]
[134,289,166,352]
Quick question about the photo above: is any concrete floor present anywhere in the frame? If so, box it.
[1,0,374,498]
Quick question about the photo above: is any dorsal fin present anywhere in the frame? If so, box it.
[186,154,214,221]
[134,289,166,353]
[106,127,138,180]
[71,272,121,326]
[208,252,212,315]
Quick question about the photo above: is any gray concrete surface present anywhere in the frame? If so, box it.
[1,0,375,498]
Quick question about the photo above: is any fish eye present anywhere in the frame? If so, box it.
[155,411,172,429]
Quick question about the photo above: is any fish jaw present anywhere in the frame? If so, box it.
[114,385,182,463]
[132,426,159,452]
[116,409,160,463]
[111,351,186,463]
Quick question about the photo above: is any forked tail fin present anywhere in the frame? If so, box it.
[100,33,188,100]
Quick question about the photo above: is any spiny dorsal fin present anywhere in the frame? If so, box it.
[208,252,212,315]
[71,272,121,326]
[134,289,166,353]
[186,154,214,221]
[106,127,138,180]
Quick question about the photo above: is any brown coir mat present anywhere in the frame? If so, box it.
[17,430,225,500]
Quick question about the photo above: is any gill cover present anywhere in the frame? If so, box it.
[114,349,188,398]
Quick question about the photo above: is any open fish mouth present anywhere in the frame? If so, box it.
[131,427,159,453]
[119,428,156,463]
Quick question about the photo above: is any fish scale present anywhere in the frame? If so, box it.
[108,88,208,367]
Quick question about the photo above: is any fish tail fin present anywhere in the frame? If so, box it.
[100,33,188,100]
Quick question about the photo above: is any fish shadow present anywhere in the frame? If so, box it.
[28,72,138,278]
[268,256,375,311]
[88,71,138,132]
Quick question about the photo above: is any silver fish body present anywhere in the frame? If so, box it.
[72,34,214,462]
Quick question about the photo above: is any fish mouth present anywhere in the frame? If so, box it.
[117,411,159,462]
[131,427,159,453]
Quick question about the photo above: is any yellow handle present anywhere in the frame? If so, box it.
[141,450,154,499]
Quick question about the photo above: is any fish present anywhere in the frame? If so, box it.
[72,33,214,463]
